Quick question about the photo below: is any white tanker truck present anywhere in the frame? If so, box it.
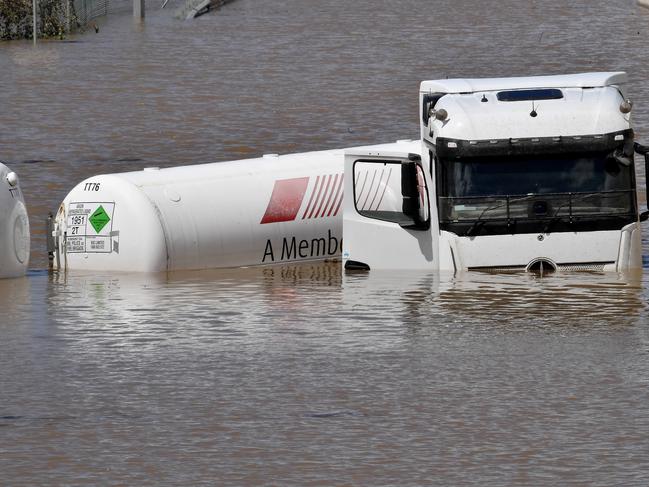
[51,72,648,273]
[0,163,30,278]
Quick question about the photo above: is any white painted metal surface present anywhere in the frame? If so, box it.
[0,163,30,278]
[422,73,630,142]
[438,229,641,271]
[342,149,436,271]
[344,72,644,272]
[423,72,641,271]
[420,72,627,95]
[53,140,419,272]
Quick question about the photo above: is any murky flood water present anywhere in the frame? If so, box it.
[1,0,649,484]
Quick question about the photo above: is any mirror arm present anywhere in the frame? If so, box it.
[634,142,649,217]
[633,142,649,155]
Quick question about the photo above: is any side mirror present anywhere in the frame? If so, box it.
[421,93,443,125]
[609,138,635,167]
[401,160,429,230]
[609,149,631,167]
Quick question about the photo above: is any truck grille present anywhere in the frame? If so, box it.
[469,262,613,273]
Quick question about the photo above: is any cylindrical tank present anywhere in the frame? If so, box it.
[0,163,30,278]
[53,140,420,272]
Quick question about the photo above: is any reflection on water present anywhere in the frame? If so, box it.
[2,0,649,483]
[1,265,648,484]
[43,265,648,333]
[346,268,648,330]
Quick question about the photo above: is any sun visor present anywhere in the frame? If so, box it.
[435,130,633,159]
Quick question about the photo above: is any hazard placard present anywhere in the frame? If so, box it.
[66,202,115,253]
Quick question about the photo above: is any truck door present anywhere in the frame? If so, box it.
[342,150,435,270]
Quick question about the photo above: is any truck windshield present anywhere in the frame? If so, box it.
[438,152,637,235]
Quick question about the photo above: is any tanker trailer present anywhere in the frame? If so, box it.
[51,140,420,272]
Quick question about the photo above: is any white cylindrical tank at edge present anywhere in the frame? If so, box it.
[0,163,30,278]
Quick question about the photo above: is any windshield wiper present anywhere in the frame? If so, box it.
[466,194,536,236]
[542,192,617,233]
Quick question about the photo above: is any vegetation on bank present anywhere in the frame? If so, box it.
[0,0,72,40]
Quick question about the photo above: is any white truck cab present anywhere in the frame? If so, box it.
[343,72,648,272]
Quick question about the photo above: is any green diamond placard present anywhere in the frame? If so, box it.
[89,205,111,233]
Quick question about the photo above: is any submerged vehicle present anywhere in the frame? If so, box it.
[51,72,647,273]
[49,140,418,272]
[343,72,648,272]
[0,162,30,278]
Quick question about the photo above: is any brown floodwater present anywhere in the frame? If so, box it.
[1,0,649,484]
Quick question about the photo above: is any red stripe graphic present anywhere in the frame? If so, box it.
[333,189,344,216]
[302,175,320,219]
[307,174,327,219]
[271,173,346,221]
[315,174,333,218]
[320,174,339,217]
[327,174,344,216]
[260,177,310,224]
